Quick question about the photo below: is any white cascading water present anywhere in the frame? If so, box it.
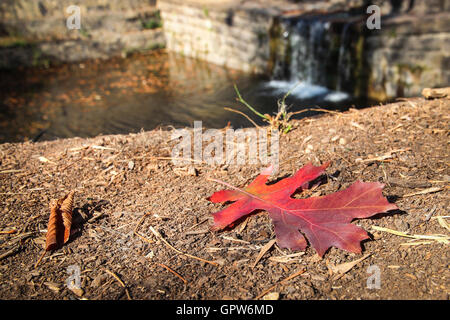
[290,19,329,85]
[265,16,351,102]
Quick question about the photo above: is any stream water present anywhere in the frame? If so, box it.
[0,49,366,143]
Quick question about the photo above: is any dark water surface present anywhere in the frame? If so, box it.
[0,49,362,143]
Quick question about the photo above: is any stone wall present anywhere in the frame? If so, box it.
[366,12,450,100]
[158,0,274,73]
[0,0,165,68]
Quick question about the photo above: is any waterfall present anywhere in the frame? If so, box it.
[268,13,359,102]
[337,22,352,91]
[289,19,330,85]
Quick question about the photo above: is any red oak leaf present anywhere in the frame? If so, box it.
[208,162,397,257]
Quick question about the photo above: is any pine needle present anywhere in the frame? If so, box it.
[372,226,449,244]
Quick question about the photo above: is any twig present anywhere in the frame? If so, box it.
[256,268,306,299]
[104,269,132,300]
[0,246,21,261]
[290,107,342,116]
[133,212,155,244]
[184,229,209,236]
[151,156,206,164]
[268,252,305,263]
[328,151,352,166]
[0,192,28,195]
[91,145,117,151]
[0,229,17,235]
[402,187,443,198]
[157,263,187,284]
[400,241,435,246]
[87,211,104,223]
[372,226,449,244]
[148,226,218,266]
[133,211,214,265]
[221,236,250,244]
[436,216,450,232]
[0,169,25,174]
[187,217,209,230]
[34,250,47,268]
[224,107,261,128]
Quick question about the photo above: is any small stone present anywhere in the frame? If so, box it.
[213,258,226,266]
[394,219,409,232]
[128,161,135,170]
[91,274,108,288]
[372,232,382,240]
[112,211,123,219]
[339,138,346,145]
[30,270,41,277]
[263,292,280,300]
[147,163,159,171]
[145,250,154,259]
[173,166,197,176]
[311,274,326,281]
[70,287,84,297]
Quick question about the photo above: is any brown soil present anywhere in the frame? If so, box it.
[0,96,448,300]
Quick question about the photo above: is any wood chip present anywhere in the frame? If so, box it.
[327,254,371,280]
[351,121,366,131]
[173,166,197,176]
[252,239,276,268]
[44,282,61,293]
[38,156,55,164]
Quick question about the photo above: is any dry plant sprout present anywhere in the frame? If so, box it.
[226,83,336,134]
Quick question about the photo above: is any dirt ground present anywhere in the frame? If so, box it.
[0,95,448,300]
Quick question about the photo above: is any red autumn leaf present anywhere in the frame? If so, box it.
[208,163,397,257]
